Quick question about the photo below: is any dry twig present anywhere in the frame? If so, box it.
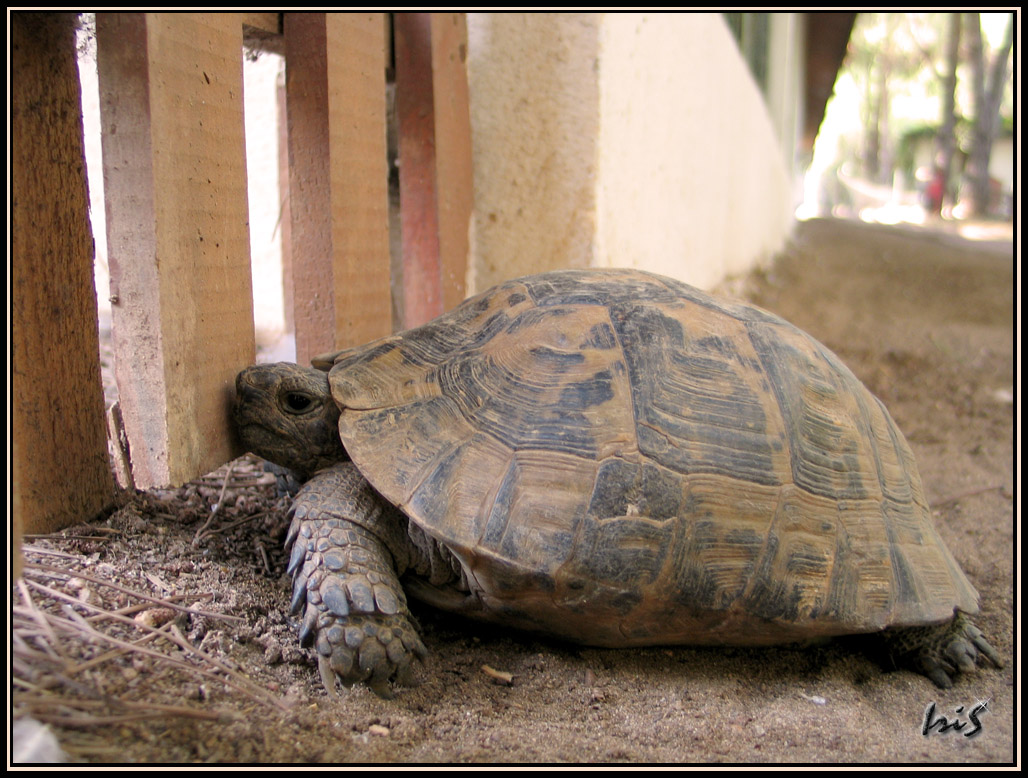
[191,462,238,546]
[22,561,243,623]
[13,560,290,724]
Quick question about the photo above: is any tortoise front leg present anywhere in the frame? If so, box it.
[285,462,427,698]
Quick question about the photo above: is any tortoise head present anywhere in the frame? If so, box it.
[233,363,347,478]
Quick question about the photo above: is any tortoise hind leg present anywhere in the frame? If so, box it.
[885,611,1003,689]
[286,462,427,698]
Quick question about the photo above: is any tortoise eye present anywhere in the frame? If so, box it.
[283,392,314,414]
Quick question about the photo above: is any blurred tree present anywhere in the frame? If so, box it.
[849,14,922,184]
[837,12,1013,217]
[932,13,961,215]
[965,12,1013,216]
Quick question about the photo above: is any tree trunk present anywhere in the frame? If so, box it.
[933,13,960,215]
[965,12,1013,217]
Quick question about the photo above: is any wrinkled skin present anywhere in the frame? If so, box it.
[234,364,345,481]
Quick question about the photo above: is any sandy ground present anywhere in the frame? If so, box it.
[12,217,1015,764]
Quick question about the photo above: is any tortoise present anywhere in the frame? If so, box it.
[233,268,1001,697]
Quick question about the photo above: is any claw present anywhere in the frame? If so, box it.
[369,670,395,697]
[974,635,1004,667]
[945,642,977,674]
[298,603,319,647]
[290,576,308,615]
[318,654,339,698]
[404,631,429,660]
[926,666,953,689]
[284,517,300,549]
[286,539,306,576]
[292,559,319,605]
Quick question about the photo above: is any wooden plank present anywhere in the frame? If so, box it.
[277,65,295,336]
[394,12,473,328]
[429,13,473,313]
[283,13,333,362]
[326,15,392,349]
[394,12,443,329]
[96,12,255,488]
[11,13,115,532]
[284,12,391,360]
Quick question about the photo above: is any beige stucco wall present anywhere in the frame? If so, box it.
[465,13,603,291]
[467,12,797,293]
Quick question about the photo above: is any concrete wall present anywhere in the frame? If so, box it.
[467,12,797,293]
[465,14,602,290]
[765,14,806,204]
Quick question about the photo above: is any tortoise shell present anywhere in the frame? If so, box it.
[312,269,978,647]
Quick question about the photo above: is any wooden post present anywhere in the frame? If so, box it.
[277,61,295,337]
[96,13,256,488]
[283,12,392,362]
[395,13,442,329]
[394,12,473,328]
[429,13,474,314]
[11,12,116,534]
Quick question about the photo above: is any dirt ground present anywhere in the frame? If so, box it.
[12,217,1015,764]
